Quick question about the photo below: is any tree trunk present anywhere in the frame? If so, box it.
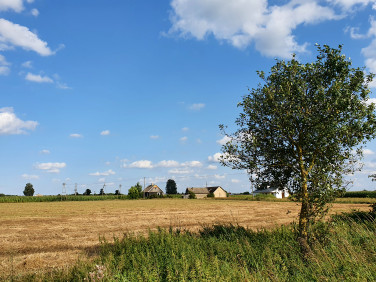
[298,172,311,256]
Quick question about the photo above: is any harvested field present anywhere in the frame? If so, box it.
[0,199,370,277]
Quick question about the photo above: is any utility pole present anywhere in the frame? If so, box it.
[102,183,106,195]
[74,183,78,195]
[119,184,122,195]
[144,177,146,189]
[62,183,66,201]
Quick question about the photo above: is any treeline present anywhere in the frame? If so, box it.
[344,191,376,198]
[0,194,182,203]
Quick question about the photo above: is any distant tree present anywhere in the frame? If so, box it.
[115,189,121,195]
[83,189,92,196]
[128,183,143,199]
[99,188,105,195]
[23,183,34,196]
[166,179,177,194]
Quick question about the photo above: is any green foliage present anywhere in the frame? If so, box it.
[128,183,142,199]
[115,190,121,195]
[343,190,376,198]
[166,179,177,194]
[14,211,376,281]
[83,189,91,196]
[0,194,129,203]
[99,188,105,195]
[220,44,376,242]
[23,183,34,196]
[207,192,214,198]
[188,190,196,199]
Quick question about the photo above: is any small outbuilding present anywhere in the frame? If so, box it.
[252,187,289,199]
[143,184,164,198]
[185,186,227,199]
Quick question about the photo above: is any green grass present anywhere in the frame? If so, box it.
[5,210,376,281]
[0,194,130,203]
[343,190,376,198]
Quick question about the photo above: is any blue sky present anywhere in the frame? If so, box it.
[1,0,376,195]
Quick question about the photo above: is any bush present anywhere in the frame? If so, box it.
[188,191,196,199]
[207,192,214,198]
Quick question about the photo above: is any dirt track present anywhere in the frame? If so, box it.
[0,199,370,276]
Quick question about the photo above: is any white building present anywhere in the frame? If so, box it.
[252,187,289,199]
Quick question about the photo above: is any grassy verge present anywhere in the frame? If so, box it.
[5,210,376,281]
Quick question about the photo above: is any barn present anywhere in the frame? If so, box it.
[185,186,227,198]
[142,184,164,198]
[252,187,289,199]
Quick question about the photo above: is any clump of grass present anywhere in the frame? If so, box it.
[10,211,376,281]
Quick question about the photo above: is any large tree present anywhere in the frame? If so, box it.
[220,45,376,246]
[23,183,35,196]
[166,179,177,194]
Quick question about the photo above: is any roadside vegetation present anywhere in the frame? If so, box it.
[4,208,375,281]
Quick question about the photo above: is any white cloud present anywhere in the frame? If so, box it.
[181,160,202,167]
[25,72,53,83]
[40,149,50,154]
[180,136,188,142]
[196,138,202,144]
[365,98,376,105]
[0,54,10,75]
[150,135,159,139]
[216,135,232,146]
[0,19,53,56]
[35,162,66,173]
[169,0,339,58]
[21,60,32,68]
[31,8,39,17]
[188,103,205,110]
[22,173,39,180]
[89,169,116,176]
[363,148,375,155]
[56,82,71,90]
[182,127,189,132]
[156,160,180,168]
[231,179,240,183]
[26,0,34,3]
[0,0,24,12]
[207,165,217,170]
[129,160,154,169]
[0,107,37,135]
[208,152,222,163]
[70,133,83,138]
[214,174,226,179]
[100,130,110,136]
[168,168,193,174]
[329,0,376,10]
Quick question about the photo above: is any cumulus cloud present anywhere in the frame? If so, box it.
[180,136,188,142]
[22,173,39,180]
[89,169,116,176]
[40,149,50,154]
[207,165,217,170]
[231,179,240,183]
[129,160,154,169]
[182,127,189,132]
[25,73,53,83]
[0,0,24,12]
[329,0,376,10]
[31,8,39,17]
[169,0,339,58]
[0,107,38,135]
[70,133,83,138]
[188,103,205,110]
[216,135,232,146]
[208,152,222,162]
[35,162,66,173]
[100,130,110,136]
[156,160,180,168]
[214,174,226,179]
[359,18,376,87]
[0,19,53,56]
[150,135,159,139]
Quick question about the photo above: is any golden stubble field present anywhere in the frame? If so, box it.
[0,198,370,276]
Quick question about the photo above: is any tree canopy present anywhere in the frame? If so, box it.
[220,45,376,245]
[23,183,35,196]
[166,179,177,194]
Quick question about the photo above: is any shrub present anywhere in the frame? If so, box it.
[188,191,196,199]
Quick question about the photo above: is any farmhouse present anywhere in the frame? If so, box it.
[253,187,289,199]
[185,186,227,199]
[143,184,164,198]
